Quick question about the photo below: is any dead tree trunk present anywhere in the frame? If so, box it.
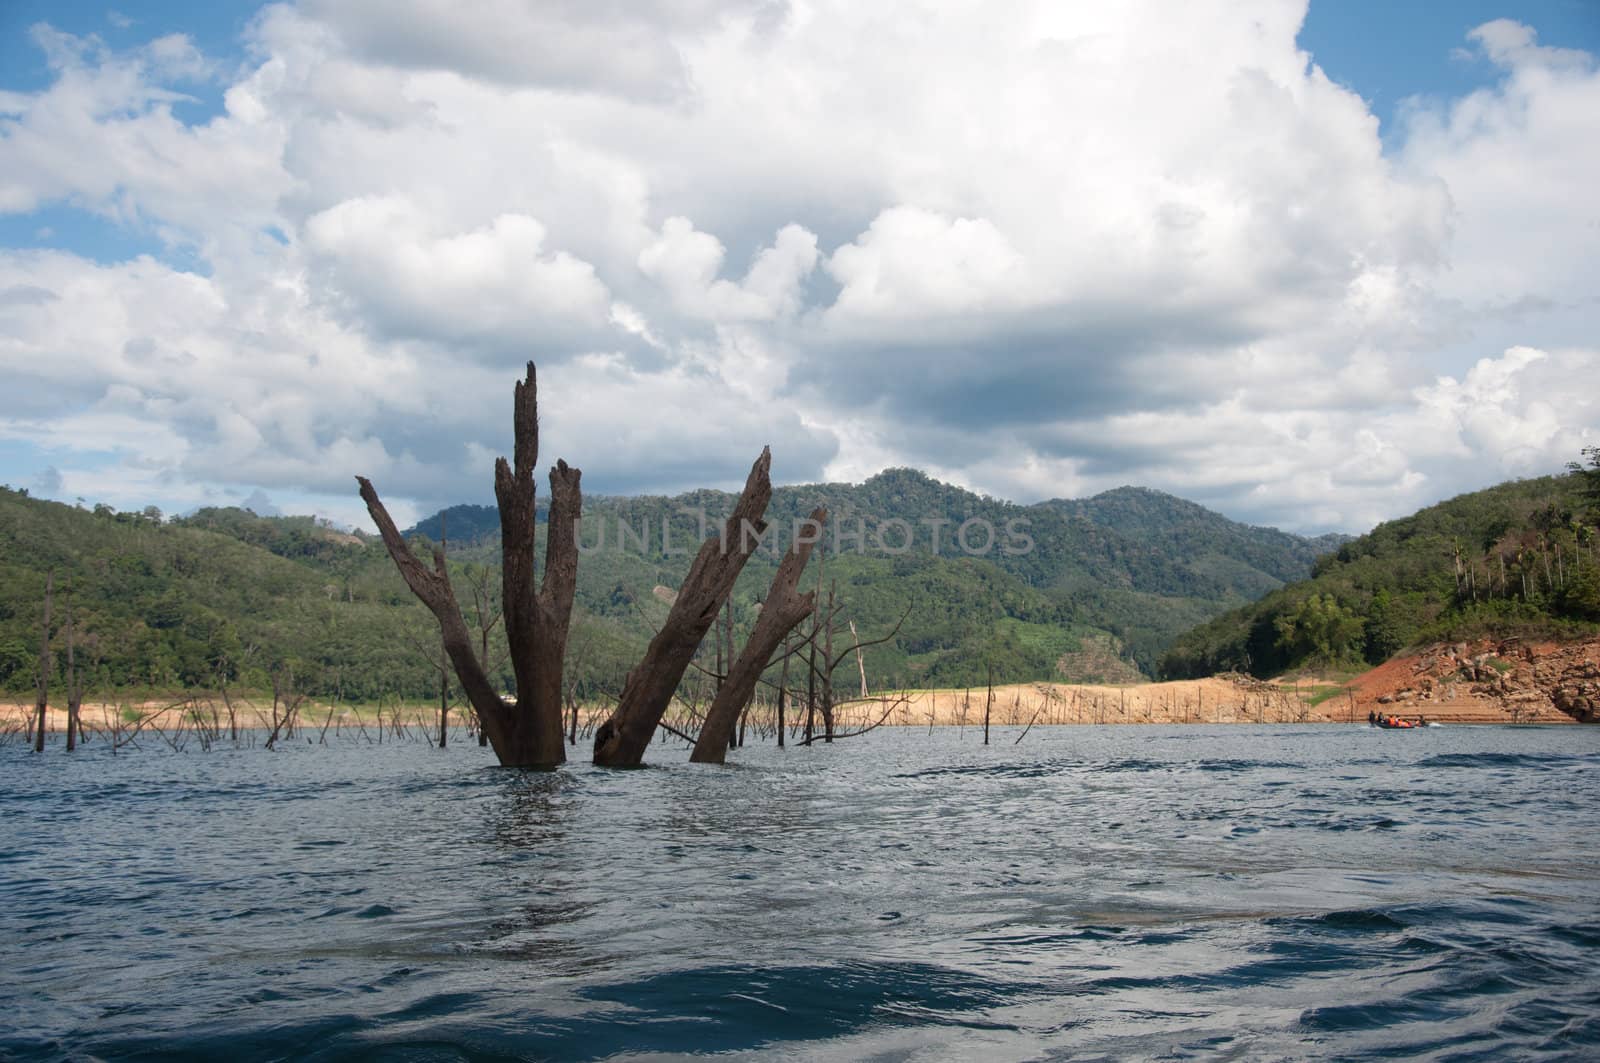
[849,619,868,698]
[438,632,450,749]
[983,665,992,746]
[65,598,82,752]
[715,601,727,695]
[820,581,836,742]
[724,604,738,746]
[358,362,580,768]
[34,570,53,753]
[265,668,306,751]
[691,508,826,764]
[776,632,791,749]
[804,607,817,745]
[592,448,777,767]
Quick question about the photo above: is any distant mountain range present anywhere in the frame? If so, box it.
[0,470,1348,701]
[405,469,1349,683]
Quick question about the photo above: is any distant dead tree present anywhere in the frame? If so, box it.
[770,569,910,749]
[402,620,455,750]
[211,640,253,742]
[263,665,306,750]
[796,571,909,745]
[983,665,992,745]
[462,560,507,747]
[63,594,84,751]
[33,569,53,753]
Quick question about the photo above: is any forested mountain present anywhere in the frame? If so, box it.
[411,469,1343,673]
[1055,486,1348,597]
[1160,458,1600,679]
[0,470,1341,701]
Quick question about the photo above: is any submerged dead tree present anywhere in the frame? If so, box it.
[359,362,580,768]
[593,449,788,767]
[33,569,53,754]
[361,362,821,770]
[690,507,827,764]
[64,597,83,751]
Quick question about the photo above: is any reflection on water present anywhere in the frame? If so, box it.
[2,725,1597,1059]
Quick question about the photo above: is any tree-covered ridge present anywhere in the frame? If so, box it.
[411,469,1334,604]
[1160,465,1600,679]
[1,467,1341,701]
[409,468,1343,676]
[1058,485,1349,589]
[408,503,505,546]
[0,489,447,698]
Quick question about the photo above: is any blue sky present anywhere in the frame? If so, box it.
[0,0,257,90]
[1,1,1596,532]
[1303,0,1600,132]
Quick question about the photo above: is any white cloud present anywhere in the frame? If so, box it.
[0,3,1596,534]
[0,26,289,244]
[298,0,783,100]
[1398,20,1600,319]
[638,217,818,321]
[1406,345,1594,471]
[304,194,613,356]
[825,207,1032,323]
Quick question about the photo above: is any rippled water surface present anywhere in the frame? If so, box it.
[3,724,1598,1060]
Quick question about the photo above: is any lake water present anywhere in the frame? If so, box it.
[2,724,1597,1060]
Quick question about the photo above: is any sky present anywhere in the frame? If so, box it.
[1,1,1596,534]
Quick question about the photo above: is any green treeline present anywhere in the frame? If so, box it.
[1160,454,1600,679]
[0,469,1342,702]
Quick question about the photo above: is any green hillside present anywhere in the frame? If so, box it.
[0,492,424,699]
[0,468,1342,702]
[1058,486,1347,596]
[1160,458,1600,679]
[412,470,1340,673]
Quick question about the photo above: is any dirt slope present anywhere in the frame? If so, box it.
[1346,637,1600,724]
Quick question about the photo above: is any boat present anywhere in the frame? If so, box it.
[1371,715,1420,729]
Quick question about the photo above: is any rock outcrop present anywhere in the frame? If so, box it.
[1350,638,1600,723]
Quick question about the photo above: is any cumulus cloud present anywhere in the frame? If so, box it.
[299,0,784,100]
[0,25,288,242]
[638,217,818,322]
[1406,346,1594,471]
[0,2,1596,533]
[1398,20,1600,320]
[825,207,1032,322]
[304,195,613,357]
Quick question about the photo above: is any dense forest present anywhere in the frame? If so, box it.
[0,470,1338,702]
[1160,452,1600,679]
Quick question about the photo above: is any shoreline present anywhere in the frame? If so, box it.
[2,667,1578,740]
